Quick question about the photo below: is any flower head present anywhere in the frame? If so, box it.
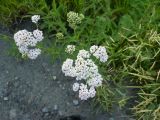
[27,48,41,60]
[88,87,96,98]
[67,11,84,29]
[62,48,105,100]
[62,59,76,77]
[79,83,90,100]
[33,29,44,42]
[90,45,98,54]
[65,45,76,54]
[14,16,43,59]
[91,46,108,62]
[77,49,90,59]
[31,15,40,24]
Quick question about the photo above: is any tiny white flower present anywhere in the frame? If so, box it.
[79,83,90,100]
[92,46,108,62]
[33,29,44,42]
[31,15,40,24]
[62,59,76,77]
[27,48,41,60]
[90,45,98,54]
[77,49,90,59]
[65,45,76,54]
[18,45,28,55]
[88,87,96,98]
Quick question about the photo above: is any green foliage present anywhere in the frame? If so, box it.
[0,34,22,59]
[132,83,160,120]
[0,0,48,26]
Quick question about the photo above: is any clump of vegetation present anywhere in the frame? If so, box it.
[0,0,48,26]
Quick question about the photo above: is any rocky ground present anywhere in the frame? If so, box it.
[0,25,133,120]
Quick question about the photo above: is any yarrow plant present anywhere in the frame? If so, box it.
[14,15,43,59]
[62,45,108,100]
[90,45,108,63]
[31,15,40,24]
[67,11,84,29]
[65,45,76,54]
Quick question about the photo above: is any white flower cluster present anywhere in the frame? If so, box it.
[65,45,76,54]
[31,15,40,24]
[77,50,90,59]
[27,48,41,59]
[67,11,84,29]
[62,45,108,100]
[90,45,108,62]
[14,15,43,59]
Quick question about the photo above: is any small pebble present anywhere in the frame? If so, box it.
[14,77,19,80]
[44,113,49,117]
[4,97,8,101]
[53,76,57,80]
[62,87,65,90]
[59,84,62,88]
[109,118,114,120]
[66,102,70,106]
[57,81,60,84]
[58,111,63,116]
[46,68,50,72]
[42,107,49,113]
[14,82,19,88]
[53,105,58,111]
[73,99,79,106]
[6,71,9,74]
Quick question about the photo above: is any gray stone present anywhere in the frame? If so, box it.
[46,68,50,72]
[14,76,19,80]
[6,70,9,74]
[73,99,79,106]
[62,87,65,90]
[58,111,63,116]
[57,81,60,84]
[53,105,58,111]
[44,76,47,79]
[42,107,49,113]
[59,84,62,88]
[52,76,57,80]
[44,113,49,117]
[109,118,114,120]
[3,97,8,101]
[14,81,20,88]
[66,102,70,106]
